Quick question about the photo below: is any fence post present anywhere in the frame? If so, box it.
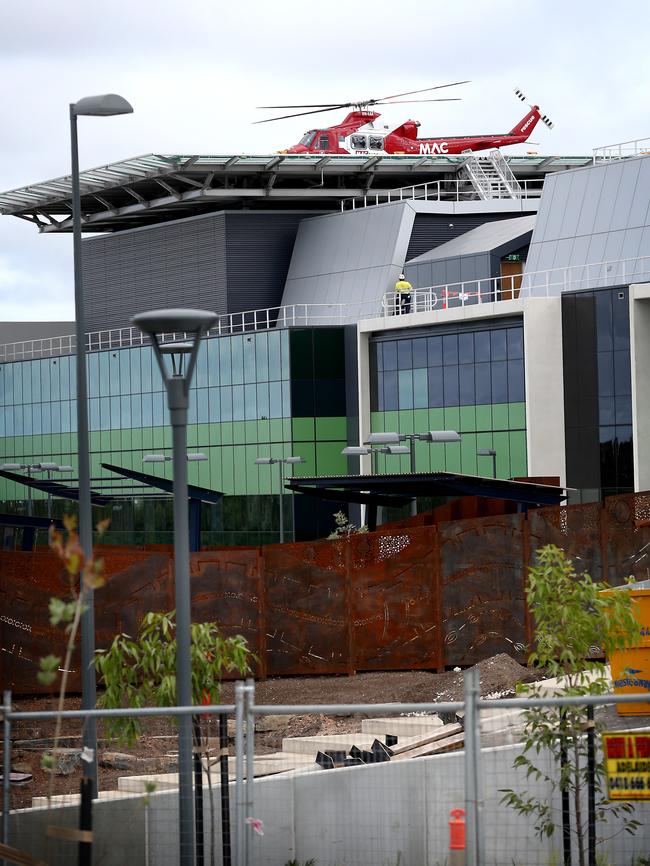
[244,679,255,866]
[2,690,10,850]
[463,669,484,866]
[234,682,246,866]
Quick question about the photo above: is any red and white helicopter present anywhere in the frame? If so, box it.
[256,85,553,156]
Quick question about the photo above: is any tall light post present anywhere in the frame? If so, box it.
[71,92,133,798]
[0,461,61,517]
[143,453,208,464]
[254,455,304,543]
[365,430,461,516]
[132,309,217,866]
[477,448,497,479]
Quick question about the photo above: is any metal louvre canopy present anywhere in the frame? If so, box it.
[102,463,224,504]
[0,152,593,233]
[287,471,568,506]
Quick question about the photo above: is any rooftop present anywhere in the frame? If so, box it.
[0,152,593,233]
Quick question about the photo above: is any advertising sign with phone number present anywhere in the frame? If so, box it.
[602,731,650,800]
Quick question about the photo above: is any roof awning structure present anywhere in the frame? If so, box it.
[287,471,568,531]
[0,152,593,234]
[102,463,223,504]
[0,468,112,506]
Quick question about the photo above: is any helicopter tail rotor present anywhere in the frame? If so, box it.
[514,88,554,129]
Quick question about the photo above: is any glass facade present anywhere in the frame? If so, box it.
[0,327,352,545]
[370,320,527,479]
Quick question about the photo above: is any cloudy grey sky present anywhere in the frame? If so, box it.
[1,0,649,322]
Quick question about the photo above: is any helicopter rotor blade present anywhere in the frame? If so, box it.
[374,98,463,105]
[253,104,352,124]
[257,103,353,109]
[378,80,470,102]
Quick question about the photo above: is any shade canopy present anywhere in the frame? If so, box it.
[73,94,133,117]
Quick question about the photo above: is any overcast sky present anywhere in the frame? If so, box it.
[1,0,649,322]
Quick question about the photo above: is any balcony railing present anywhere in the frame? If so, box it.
[592,137,650,162]
[1,254,650,363]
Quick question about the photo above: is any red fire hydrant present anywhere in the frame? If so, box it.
[449,808,466,865]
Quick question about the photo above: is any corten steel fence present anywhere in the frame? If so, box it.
[4,492,650,694]
[2,684,650,866]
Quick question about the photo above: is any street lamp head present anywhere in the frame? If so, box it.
[186,453,208,462]
[384,445,411,455]
[159,341,195,356]
[422,430,461,443]
[72,94,134,117]
[0,463,24,471]
[284,456,305,464]
[255,457,275,465]
[365,431,400,446]
[477,448,497,457]
[131,308,218,337]
[342,446,371,457]
[143,454,170,463]
[56,465,74,472]
[36,462,59,471]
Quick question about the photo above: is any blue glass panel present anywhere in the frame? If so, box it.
[282,379,290,417]
[119,350,131,396]
[131,395,142,427]
[443,365,459,405]
[376,373,385,411]
[268,331,282,380]
[280,330,290,381]
[141,393,153,427]
[70,399,77,433]
[21,363,32,404]
[196,389,209,424]
[269,381,282,418]
[427,336,442,366]
[257,383,270,419]
[108,354,121,397]
[507,360,525,403]
[491,361,508,403]
[61,401,72,434]
[615,395,632,425]
[188,398,198,425]
[412,338,427,368]
[208,387,221,422]
[207,338,219,387]
[98,352,109,396]
[108,396,120,429]
[50,402,60,435]
[219,338,232,386]
[50,361,61,401]
[599,400,615,425]
[129,349,141,396]
[87,353,99,398]
[221,387,233,422]
[31,361,42,404]
[23,404,33,435]
[413,368,428,409]
[614,350,631,396]
[597,352,614,397]
[231,338,244,385]
[490,330,507,361]
[428,368,444,407]
[458,333,474,364]
[120,396,132,429]
[507,328,524,360]
[255,332,269,382]
[32,403,42,436]
[243,337,256,384]
[397,340,412,370]
[195,343,209,389]
[232,385,245,421]
[383,341,398,371]
[612,290,629,350]
[244,384,257,420]
[152,392,165,426]
[459,364,475,405]
[474,331,490,363]
[443,335,458,365]
[383,371,398,411]
[398,369,414,410]
[475,363,491,404]
[140,349,152,393]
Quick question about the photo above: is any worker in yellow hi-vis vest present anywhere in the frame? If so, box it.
[395,273,413,314]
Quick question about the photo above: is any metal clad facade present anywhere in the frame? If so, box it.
[405,212,529,261]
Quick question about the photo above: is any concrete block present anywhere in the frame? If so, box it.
[361,715,443,737]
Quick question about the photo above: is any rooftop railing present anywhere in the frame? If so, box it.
[592,137,650,162]
[1,254,650,363]
[340,177,545,211]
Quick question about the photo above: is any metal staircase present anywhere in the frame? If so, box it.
[460,149,523,200]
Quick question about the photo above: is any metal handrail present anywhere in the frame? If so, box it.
[2,253,650,362]
[340,177,544,210]
[593,137,650,162]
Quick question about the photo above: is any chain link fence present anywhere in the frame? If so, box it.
[2,682,650,866]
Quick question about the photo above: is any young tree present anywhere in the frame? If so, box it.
[501,545,641,866]
[327,510,367,539]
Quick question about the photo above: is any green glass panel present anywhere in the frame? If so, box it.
[257,420,271,443]
[292,442,315,477]
[475,405,492,431]
[509,430,528,477]
[476,431,494,452]
[460,433,478,476]
[163,427,172,448]
[292,417,315,442]
[316,441,347,476]
[221,423,234,446]
[459,405,476,433]
[493,431,511,478]
[221,448,234,495]
[413,408,429,433]
[209,424,222,446]
[444,407,460,430]
[151,428,164,448]
[231,421,246,446]
[370,412,384,429]
[413,439,430,473]
[397,410,415,434]
[244,421,258,444]
[492,404,509,431]
[141,429,153,451]
[428,441,446,471]
[315,416,347,441]
[232,446,247,495]
[428,408,445,430]
[379,411,399,434]
[282,419,292,441]
[245,444,261,493]
[269,419,283,442]
[257,457,272,495]
[509,402,526,429]
[444,441,462,473]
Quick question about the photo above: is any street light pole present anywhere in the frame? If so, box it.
[70,93,133,799]
[477,448,497,479]
[132,309,217,866]
[277,460,284,544]
[254,456,304,543]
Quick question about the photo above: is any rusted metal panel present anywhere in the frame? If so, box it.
[262,539,349,676]
[439,515,527,666]
[528,501,603,582]
[603,492,650,584]
[349,527,440,672]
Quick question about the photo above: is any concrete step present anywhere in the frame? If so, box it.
[281,731,423,756]
[361,715,443,737]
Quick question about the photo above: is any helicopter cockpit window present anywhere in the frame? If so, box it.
[369,136,384,150]
[317,134,330,150]
[351,135,367,149]
[299,131,316,147]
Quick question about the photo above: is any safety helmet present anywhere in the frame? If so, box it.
[399,273,405,280]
